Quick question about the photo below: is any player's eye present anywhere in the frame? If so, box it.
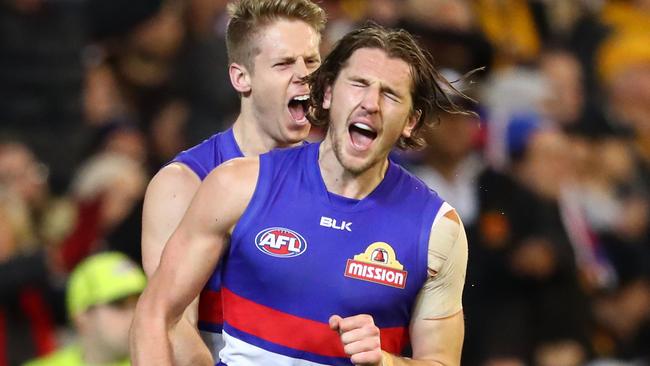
[384,92,400,103]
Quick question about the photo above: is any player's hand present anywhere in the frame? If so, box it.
[329,314,384,366]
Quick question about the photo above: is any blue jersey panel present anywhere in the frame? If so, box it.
[172,128,243,180]
[223,143,445,360]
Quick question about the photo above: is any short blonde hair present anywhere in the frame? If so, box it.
[226,0,326,71]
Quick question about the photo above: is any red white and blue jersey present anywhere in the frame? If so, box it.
[172,128,243,340]
[218,142,445,365]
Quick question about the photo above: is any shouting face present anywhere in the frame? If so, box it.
[246,19,321,145]
[323,48,418,174]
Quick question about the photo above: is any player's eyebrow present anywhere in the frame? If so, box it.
[273,53,320,64]
[380,84,404,99]
[304,52,321,61]
[272,56,296,63]
[348,76,404,99]
[349,76,370,85]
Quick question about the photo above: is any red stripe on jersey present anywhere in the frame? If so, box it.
[199,288,223,324]
[222,287,408,357]
[381,325,410,354]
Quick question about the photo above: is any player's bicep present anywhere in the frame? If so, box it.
[151,158,259,317]
[407,209,468,364]
[141,163,201,276]
[412,209,468,320]
[181,157,259,237]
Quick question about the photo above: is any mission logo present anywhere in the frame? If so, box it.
[255,227,307,258]
[344,242,408,289]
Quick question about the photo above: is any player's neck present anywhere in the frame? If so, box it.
[232,113,295,157]
[318,139,388,200]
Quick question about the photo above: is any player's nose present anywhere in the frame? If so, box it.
[292,58,309,83]
[360,86,380,113]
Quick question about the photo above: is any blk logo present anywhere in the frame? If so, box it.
[320,216,352,232]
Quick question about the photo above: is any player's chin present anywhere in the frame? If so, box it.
[283,123,311,143]
[340,154,372,175]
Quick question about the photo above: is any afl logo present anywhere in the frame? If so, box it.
[255,227,307,258]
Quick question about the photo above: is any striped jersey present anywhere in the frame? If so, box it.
[218,142,445,365]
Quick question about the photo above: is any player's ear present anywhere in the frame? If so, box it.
[402,109,421,138]
[229,62,252,93]
[322,85,333,110]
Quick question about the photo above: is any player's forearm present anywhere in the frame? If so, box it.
[130,312,174,365]
[130,282,182,365]
[383,352,456,366]
[169,316,214,366]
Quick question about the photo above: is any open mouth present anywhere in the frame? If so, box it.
[349,122,377,150]
[288,95,309,124]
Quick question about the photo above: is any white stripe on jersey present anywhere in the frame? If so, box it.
[219,330,331,366]
[432,201,454,226]
[200,330,225,362]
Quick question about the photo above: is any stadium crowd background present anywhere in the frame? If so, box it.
[0,0,649,365]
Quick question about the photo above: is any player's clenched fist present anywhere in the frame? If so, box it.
[329,314,387,366]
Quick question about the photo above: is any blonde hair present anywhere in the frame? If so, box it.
[226,0,326,71]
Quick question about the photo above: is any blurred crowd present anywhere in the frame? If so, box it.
[0,0,648,365]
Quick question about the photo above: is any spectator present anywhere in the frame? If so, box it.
[175,0,240,145]
[60,153,147,266]
[23,251,146,366]
[469,125,591,365]
[0,0,164,193]
[0,188,59,366]
[539,49,585,130]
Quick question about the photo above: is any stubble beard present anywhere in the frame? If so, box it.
[330,127,376,176]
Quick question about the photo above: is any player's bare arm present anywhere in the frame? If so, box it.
[140,163,213,365]
[141,163,201,276]
[332,208,468,366]
[130,157,260,365]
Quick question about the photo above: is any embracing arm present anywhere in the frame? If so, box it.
[130,158,259,365]
[332,209,468,366]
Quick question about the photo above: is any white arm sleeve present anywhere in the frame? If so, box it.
[411,203,469,320]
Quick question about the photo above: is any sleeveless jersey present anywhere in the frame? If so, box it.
[218,142,445,365]
[171,128,243,343]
